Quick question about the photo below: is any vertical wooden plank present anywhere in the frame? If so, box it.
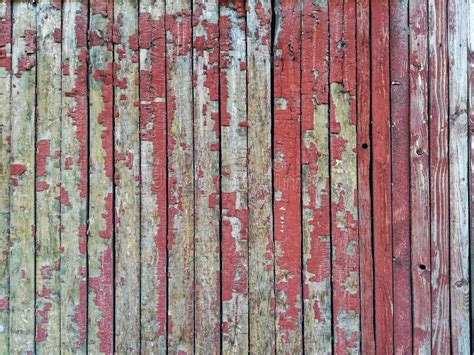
[139,0,167,353]
[219,1,248,353]
[166,0,195,352]
[35,0,61,351]
[329,0,360,352]
[192,1,220,352]
[371,0,393,353]
[390,0,411,353]
[0,0,11,350]
[469,0,474,343]
[88,0,114,352]
[9,2,36,351]
[246,0,275,352]
[356,0,375,352]
[409,0,431,352]
[428,0,450,352]
[448,0,470,353]
[273,0,302,352]
[113,0,141,352]
[301,0,331,353]
[61,0,88,351]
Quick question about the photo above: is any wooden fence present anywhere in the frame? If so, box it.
[0,0,473,353]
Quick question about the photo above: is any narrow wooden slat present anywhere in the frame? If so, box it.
[35,0,61,351]
[409,0,431,352]
[356,0,375,352]
[139,0,167,352]
[192,1,220,352]
[113,0,141,351]
[246,0,275,352]
[9,2,36,351]
[61,0,88,351]
[219,1,248,352]
[88,0,114,352]
[448,0,470,352]
[469,0,474,343]
[273,0,302,352]
[301,0,331,353]
[390,0,411,353]
[371,0,393,352]
[0,0,11,350]
[166,0,195,352]
[428,0,450,352]
[328,0,360,352]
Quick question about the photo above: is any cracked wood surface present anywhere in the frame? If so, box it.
[0,1,472,354]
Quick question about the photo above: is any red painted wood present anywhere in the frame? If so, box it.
[390,0,412,353]
[273,0,302,352]
[356,0,374,353]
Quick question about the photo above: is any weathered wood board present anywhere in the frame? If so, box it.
[0,1,472,353]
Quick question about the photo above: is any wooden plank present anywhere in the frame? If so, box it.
[390,0,411,353]
[61,0,88,351]
[192,1,221,352]
[219,1,248,353]
[113,0,141,351]
[0,0,11,351]
[409,0,431,352]
[166,0,195,352]
[35,0,62,351]
[9,2,36,351]
[88,0,114,352]
[328,0,360,352]
[356,0,374,352]
[301,0,331,353]
[273,0,302,352]
[428,0,450,352]
[371,0,393,353]
[448,0,470,353]
[246,0,275,352]
[469,0,474,344]
[139,0,167,353]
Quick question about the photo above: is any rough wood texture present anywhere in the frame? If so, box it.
[61,0,88,351]
[390,0,411,353]
[448,0,470,353]
[0,1,11,351]
[166,0,195,352]
[219,1,248,353]
[301,1,331,353]
[246,0,275,353]
[409,0,431,352]
[88,0,114,352]
[9,2,36,352]
[139,0,167,353]
[329,1,360,352]
[35,0,61,351]
[469,0,474,343]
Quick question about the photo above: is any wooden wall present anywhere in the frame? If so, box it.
[0,0,472,353]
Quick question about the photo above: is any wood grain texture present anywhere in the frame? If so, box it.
[35,0,62,351]
[356,0,374,352]
[329,1,360,352]
[61,1,88,351]
[88,0,114,352]
[219,1,248,353]
[469,0,474,344]
[192,1,221,352]
[428,0,450,352]
[0,0,11,351]
[390,0,411,353]
[301,0,331,353]
[247,1,275,353]
[273,0,302,352]
[113,0,141,351]
[166,0,195,352]
[9,2,36,351]
[448,0,470,353]
[409,0,431,352]
[139,0,167,353]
